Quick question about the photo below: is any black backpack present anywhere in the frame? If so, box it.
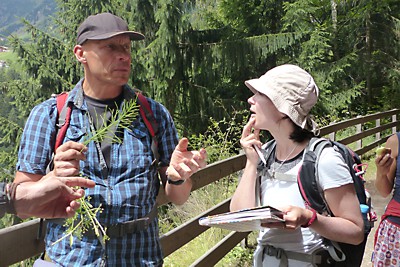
[262,137,376,266]
[298,137,375,266]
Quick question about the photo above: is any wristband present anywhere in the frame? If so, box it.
[167,177,186,185]
[165,170,186,185]
[301,208,317,228]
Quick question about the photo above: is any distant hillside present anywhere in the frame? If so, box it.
[0,0,57,38]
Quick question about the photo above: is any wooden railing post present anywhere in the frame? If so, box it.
[392,114,397,134]
[356,120,362,151]
[376,118,381,142]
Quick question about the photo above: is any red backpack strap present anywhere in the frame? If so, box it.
[54,92,72,151]
[136,92,158,137]
[136,92,160,165]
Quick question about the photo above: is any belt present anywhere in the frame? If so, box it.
[263,245,334,267]
[48,205,158,238]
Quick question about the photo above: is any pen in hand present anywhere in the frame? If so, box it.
[253,145,266,165]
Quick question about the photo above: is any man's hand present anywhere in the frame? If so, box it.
[53,141,87,177]
[13,172,95,219]
[162,138,207,205]
[166,138,207,182]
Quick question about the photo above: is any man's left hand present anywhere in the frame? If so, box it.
[167,138,207,181]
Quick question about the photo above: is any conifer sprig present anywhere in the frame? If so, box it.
[53,98,139,246]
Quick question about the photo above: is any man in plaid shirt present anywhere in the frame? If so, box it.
[14,12,207,266]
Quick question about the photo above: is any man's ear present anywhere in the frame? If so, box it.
[73,45,86,63]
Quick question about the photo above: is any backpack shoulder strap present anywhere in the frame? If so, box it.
[330,141,368,206]
[255,139,276,206]
[135,92,160,166]
[261,139,276,161]
[298,137,332,214]
[54,92,72,152]
[136,92,158,138]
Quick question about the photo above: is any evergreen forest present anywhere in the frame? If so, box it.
[0,0,399,264]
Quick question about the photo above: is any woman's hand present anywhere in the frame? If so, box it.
[240,116,262,164]
[261,205,312,230]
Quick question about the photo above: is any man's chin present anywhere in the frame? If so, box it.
[112,77,130,86]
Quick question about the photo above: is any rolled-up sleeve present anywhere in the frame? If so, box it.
[16,99,58,175]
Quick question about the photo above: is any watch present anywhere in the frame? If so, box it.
[167,177,186,185]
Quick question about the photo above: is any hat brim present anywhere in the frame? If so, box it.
[79,31,145,44]
[245,78,278,104]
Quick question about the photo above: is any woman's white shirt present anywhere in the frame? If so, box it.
[253,145,352,266]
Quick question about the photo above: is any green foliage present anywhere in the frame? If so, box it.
[5,0,398,139]
[188,109,247,163]
[0,51,16,62]
[53,197,107,247]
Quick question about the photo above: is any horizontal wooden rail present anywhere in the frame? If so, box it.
[319,109,400,137]
[160,199,231,257]
[0,219,44,267]
[0,109,399,266]
[157,154,246,206]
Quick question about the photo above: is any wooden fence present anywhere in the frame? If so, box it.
[1,109,399,266]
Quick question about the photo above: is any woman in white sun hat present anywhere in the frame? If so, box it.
[230,64,364,267]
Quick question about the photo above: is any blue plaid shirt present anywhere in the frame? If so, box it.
[16,80,179,266]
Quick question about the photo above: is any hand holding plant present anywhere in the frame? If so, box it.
[52,98,139,246]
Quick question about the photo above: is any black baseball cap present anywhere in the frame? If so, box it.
[76,13,145,45]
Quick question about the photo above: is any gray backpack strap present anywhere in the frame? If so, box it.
[306,137,331,182]
[255,140,276,206]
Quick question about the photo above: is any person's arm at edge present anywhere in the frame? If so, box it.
[14,170,43,183]
[375,134,397,197]
[0,176,95,218]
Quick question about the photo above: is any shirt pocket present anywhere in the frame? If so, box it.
[65,124,87,143]
[124,123,156,167]
[126,125,152,154]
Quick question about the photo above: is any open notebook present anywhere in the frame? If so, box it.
[198,205,284,232]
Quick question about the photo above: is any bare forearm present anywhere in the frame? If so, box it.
[310,214,364,245]
[375,173,394,197]
[14,171,42,183]
[164,179,193,205]
[230,160,258,211]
